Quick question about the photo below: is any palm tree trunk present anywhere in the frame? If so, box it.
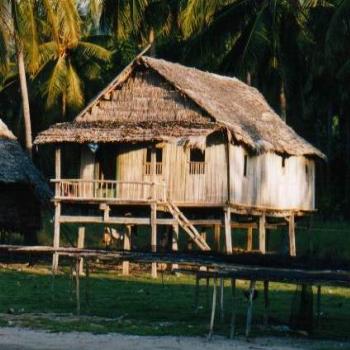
[17,44,33,157]
[149,28,156,57]
[280,83,287,122]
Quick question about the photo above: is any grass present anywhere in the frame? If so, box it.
[0,264,350,340]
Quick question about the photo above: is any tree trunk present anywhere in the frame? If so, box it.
[17,45,33,157]
[149,28,156,57]
[280,83,287,122]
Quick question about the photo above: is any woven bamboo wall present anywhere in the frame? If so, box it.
[79,142,315,209]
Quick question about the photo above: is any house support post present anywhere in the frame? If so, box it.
[52,202,61,272]
[259,214,266,254]
[208,276,218,340]
[224,207,233,254]
[247,226,253,251]
[245,280,256,338]
[214,224,221,252]
[230,279,236,339]
[288,213,296,256]
[122,225,132,276]
[77,226,85,275]
[52,146,61,272]
[171,223,179,271]
[151,203,157,278]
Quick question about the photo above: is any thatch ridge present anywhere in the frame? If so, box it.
[0,137,52,204]
[0,118,16,140]
[34,54,324,159]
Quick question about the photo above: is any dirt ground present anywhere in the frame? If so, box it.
[0,327,349,350]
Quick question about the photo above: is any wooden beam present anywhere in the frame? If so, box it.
[259,214,266,254]
[54,146,61,198]
[263,280,270,327]
[245,280,256,338]
[214,224,221,252]
[59,215,283,229]
[247,227,253,251]
[208,276,218,340]
[289,213,296,256]
[52,202,61,272]
[122,225,132,276]
[230,279,236,339]
[219,278,224,322]
[226,133,232,203]
[77,227,85,275]
[224,207,233,254]
[171,223,179,271]
[151,203,157,278]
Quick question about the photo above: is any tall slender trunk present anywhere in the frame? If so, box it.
[326,104,333,198]
[17,44,33,157]
[344,111,350,214]
[280,83,287,122]
[149,28,156,57]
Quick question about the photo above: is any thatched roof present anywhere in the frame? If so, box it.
[0,119,52,203]
[35,54,325,159]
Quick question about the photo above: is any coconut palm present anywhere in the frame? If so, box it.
[33,0,111,117]
[88,0,182,52]
[0,0,39,156]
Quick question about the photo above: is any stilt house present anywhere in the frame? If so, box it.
[35,53,324,271]
[0,119,51,242]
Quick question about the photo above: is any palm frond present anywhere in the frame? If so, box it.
[180,0,230,39]
[45,55,67,108]
[58,0,81,47]
[66,62,84,109]
[76,41,111,61]
[18,0,40,74]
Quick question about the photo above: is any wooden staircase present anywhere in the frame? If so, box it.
[166,201,210,251]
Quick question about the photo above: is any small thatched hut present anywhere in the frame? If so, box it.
[35,53,324,273]
[0,119,51,242]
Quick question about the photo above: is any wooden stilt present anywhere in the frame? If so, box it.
[84,259,90,306]
[171,223,179,271]
[206,276,210,308]
[77,226,85,275]
[245,280,256,338]
[151,203,157,278]
[122,225,132,275]
[263,280,270,327]
[317,285,322,326]
[214,224,221,252]
[247,226,253,251]
[208,276,217,340]
[224,207,233,254]
[52,146,61,272]
[194,273,199,311]
[75,258,80,316]
[229,279,236,339]
[259,214,266,254]
[288,213,296,256]
[219,278,224,322]
[52,202,61,272]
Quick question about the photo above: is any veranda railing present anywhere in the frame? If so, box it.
[51,179,167,202]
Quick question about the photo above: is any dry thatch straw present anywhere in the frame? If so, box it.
[35,55,325,159]
[0,118,51,203]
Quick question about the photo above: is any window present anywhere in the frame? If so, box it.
[189,149,205,175]
[243,154,248,177]
[145,147,163,175]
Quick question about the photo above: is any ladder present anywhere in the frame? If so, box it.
[166,200,210,251]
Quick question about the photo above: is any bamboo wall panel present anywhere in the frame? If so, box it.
[78,141,315,210]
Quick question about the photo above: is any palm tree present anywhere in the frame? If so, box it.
[33,0,111,117]
[88,0,181,53]
[0,0,38,156]
[179,0,326,130]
